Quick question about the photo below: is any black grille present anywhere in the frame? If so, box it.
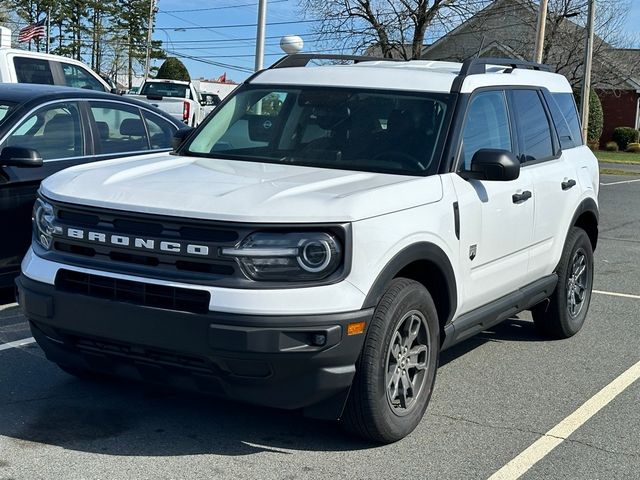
[56,270,210,314]
[71,335,211,372]
[50,203,240,281]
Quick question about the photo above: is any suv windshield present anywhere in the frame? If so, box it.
[0,102,16,126]
[186,86,453,175]
[141,82,189,99]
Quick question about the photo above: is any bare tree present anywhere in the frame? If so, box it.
[299,0,491,59]
[421,0,640,89]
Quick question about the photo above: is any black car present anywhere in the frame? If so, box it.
[0,84,184,288]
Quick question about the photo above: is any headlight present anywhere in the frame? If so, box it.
[32,198,60,250]
[221,232,342,281]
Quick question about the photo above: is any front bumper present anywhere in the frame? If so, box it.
[17,274,372,419]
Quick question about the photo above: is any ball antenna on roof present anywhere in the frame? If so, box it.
[280,35,304,55]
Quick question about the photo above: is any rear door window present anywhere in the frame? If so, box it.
[89,101,149,154]
[510,90,555,162]
[13,57,54,85]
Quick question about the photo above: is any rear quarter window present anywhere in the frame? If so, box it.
[549,93,583,149]
[13,57,54,85]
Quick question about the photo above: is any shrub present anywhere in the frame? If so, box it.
[574,89,603,144]
[587,140,599,151]
[612,127,639,150]
[604,141,619,151]
[626,143,640,153]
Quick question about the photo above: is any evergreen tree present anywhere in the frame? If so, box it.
[156,57,190,81]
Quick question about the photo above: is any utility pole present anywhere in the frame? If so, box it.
[144,0,156,79]
[254,0,267,71]
[533,0,548,63]
[580,0,596,143]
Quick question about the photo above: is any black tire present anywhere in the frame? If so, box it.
[532,227,594,339]
[342,278,439,443]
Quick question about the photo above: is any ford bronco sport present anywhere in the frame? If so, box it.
[17,54,599,443]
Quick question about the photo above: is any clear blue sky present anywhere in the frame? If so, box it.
[153,0,640,83]
[153,0,315,82]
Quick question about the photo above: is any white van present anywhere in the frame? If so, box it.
[0,27,111,92]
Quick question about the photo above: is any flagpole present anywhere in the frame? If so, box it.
[46,8,50,54]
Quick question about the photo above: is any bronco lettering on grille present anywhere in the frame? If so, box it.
[64,228,210,256]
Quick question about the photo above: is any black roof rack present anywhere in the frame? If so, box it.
[460,57,553,75]
[451,57,554,92]
[269,53,398,69]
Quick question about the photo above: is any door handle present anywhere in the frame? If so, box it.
[512,190,532,204]
[561,179,577,190]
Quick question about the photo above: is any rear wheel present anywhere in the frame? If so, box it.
[532,227,594,339]
[342,278,439,443]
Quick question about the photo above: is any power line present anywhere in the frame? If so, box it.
[156,18,323,31]
[159,1,288,14]
[164,49,254,73]
[168,48,337,59]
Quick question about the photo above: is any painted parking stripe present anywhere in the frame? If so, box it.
[487,358,640,480]
[0,302,18,312]
[600,178,640,186]
[0,337,35,352]
[594,289,640,300]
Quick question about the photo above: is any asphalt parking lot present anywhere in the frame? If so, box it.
[1,173,639,480]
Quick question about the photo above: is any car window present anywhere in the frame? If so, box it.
[61,63,106,91]
[0,102,16,126]
[13,57,54,85]
[461,90,512,170]
[90,101,149,154]
[142,111,176,149]
[140,82,189,98]
[511,90,554,162]
[551,93,583,148]
[187,87,452,176]
[1,102,83,160]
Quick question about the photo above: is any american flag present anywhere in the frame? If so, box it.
[18,18,46,43]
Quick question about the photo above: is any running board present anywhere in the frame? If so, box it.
[441,274,558,350]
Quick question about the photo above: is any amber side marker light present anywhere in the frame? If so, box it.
[347,321,366,336]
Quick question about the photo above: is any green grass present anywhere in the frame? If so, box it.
[595,150,640,164]
[599,168,640,176]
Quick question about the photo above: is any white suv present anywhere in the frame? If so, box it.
[18,55,599,443]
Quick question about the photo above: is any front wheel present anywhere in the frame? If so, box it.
[532,227,594,339]
[342,278,439,443]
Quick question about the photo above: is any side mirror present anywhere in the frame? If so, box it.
[110,87,118,95]
[0,146,43,168]
[172,127,195,151]
[463,149,520,181]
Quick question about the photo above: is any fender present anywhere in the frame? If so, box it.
[362,242,457,324]
[569,196,599,249]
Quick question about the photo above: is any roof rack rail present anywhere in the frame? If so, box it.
[459,57,554,76]
[451,57,554,93]
[269,53,398,69]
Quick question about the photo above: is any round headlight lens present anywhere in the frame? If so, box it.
[298,239,332,273]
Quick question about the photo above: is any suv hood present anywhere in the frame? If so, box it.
[41,153,443,223]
